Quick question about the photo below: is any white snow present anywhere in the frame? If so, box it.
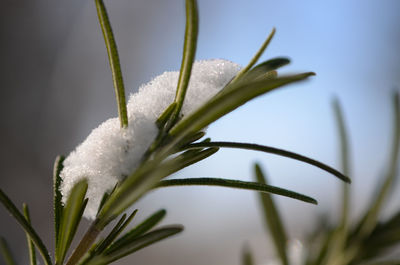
[60,59,241,219]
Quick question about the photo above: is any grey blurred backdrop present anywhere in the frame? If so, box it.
[1,0,400,264]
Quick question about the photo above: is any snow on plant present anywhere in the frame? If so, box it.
[61,59,241,220]
[0,0,353,265]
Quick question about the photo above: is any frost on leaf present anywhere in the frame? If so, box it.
[60,59,241,219]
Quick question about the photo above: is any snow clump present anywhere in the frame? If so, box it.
[60,59,241,219]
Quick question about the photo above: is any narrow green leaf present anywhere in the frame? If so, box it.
[231,28,276,83]
[236,57,290,85]
[353,92,400,240]
[157,177,317,204]
[169,73,315,141]
[56,180,88,265]
[23,204,37,265]
[97,192,110,216]
[0,237,17,265]
[96,182,119,216]
[94,215,126,255]
[333,98,351,230]
[254,164,288,265]
[185,141,350,183]
[0,190,52,265]
[90,226,183,265]
[156,102,177,129]
[106,209,166,253]
[241,244,254,265]
[169,0,199,126]
[95,0,128,128]
[94,210,137,254]
[53,155,65,250]
[170,147,219,174]
[178,131,206,147]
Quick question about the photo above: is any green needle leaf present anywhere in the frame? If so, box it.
[232,28,276,83]
[53,155,65,250]
[157,177,317,204]
[106,209,166,253]
[236,57,290,85]
[254,164,288,265]
[23,204,37,265]
[89,226,183,265]
[95,0,128,128]
[0,237,17,265]
[170,0,199,126]
[333,98,351,230]
[0,189,52,265]
[185,141,350,183]
[56,180,88,265]
[169,72,315,141]
[156,102,177,129]
[94,210,138,255]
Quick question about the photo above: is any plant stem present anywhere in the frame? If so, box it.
[65,221,102,265]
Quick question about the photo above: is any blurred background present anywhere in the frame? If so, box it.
[1,0,399,264]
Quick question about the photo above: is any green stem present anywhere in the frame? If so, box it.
[95,0,128,128]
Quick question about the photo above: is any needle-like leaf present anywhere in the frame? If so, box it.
[0,190,52,265]
[231,28,276,83]
[23,204,37,265]
[235,57,289,85]
[56,180,88,265]
[169,0,199,126]
[254,164,288,265]
[185,141,350,183]
[0,237,17,265]
[88,226,183,265]
[94,210,137,255]
[53,155,65,249]
[95,0,128,128]
[157,177,317,204]
[106,209,166,253]
[156,102,177,129]
[333,98,351,229]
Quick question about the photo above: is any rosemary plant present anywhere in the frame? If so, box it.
[243,93,400,265]
[0,0,350,265]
